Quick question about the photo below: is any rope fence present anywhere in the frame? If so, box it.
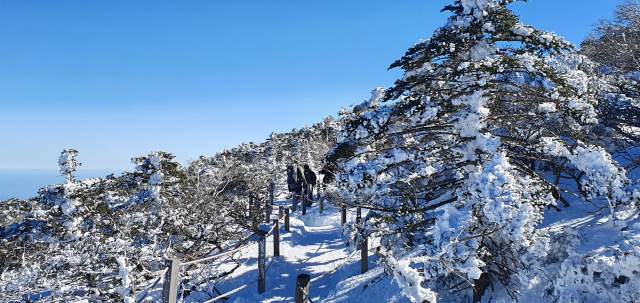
[201,279,259,303]
[181,242,258,266]
[324,204,342,210]
[136,267,168,303]
[181,196,286,266]
[159,184,291,303]
[310,249,359,283]
[298,284,316,303]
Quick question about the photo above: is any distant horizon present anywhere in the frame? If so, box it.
[0,168,130,200]
[0,168,130,171]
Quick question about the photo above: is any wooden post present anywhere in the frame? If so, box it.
[319,197,324,214]
[279,205,284,219]
[285,208,290,232]
[295,274,311,303]
[341,204,346,226]
[273,219,280,257]
[269,182,275,206]
[302,193,307,215]
[270,203,274,222]
[265,201,270,223]
[356,208,362,250]
[162,258,180,303]
[258,231,267,294]
[361,237,369,274]
[292,193,297,212]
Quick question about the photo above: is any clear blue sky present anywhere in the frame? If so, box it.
[0,0,620,170]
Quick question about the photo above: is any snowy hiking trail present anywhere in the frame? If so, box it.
[147,197,414,303]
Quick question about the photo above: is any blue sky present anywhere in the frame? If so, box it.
[0,0,620,170]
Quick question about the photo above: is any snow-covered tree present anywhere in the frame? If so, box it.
[58,148,81,183]
[581,0,640,73]
[590,71,640,173]
[330,1,637,302]
[580,1,640,172]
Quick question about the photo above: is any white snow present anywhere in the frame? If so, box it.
[511,26,534,36]
[469,41,498,61]
[538,102,557,113]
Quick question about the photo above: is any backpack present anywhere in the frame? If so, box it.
[287,165,298,186]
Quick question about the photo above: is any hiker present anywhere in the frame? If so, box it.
[303,164,317,206]
[319,163,337,186]
[286,160,307,205]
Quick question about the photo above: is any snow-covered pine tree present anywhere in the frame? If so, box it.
[330,1,637,302]
[129,151,187,207]
[58,148,81,183]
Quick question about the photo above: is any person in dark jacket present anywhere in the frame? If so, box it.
[319,163,337,185]
[303,164,317,206]
[287,160,307,203]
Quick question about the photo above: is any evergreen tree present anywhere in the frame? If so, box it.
[331,1,636,301]
[58,149,81,183]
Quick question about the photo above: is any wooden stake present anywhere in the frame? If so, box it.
[361,237,368,274]
[162,258,181,303]
[302,193,307,215]
[273,219,280,257]
[258,231,267,293]
[295,274,311,303]
[292,194,297,211]
[285,208,290,232]
[269,182,275,206]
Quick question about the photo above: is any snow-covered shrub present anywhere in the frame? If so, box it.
[0,150,248,301]
[0,198,32,228]
[515,222,640,303]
